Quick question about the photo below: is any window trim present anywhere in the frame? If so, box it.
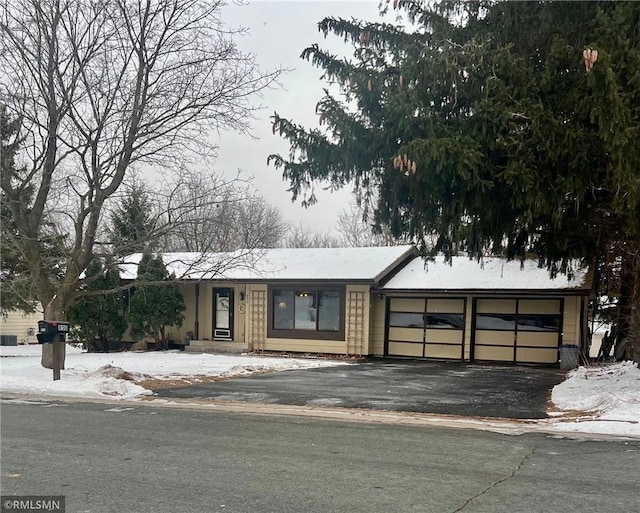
[267,285,346,341]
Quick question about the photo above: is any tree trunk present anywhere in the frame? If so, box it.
[627,251,640,364]
[41,302,67,370]
[617,248,640,364]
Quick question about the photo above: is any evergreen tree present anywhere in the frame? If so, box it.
[109,182,157,256]
[128,252,185,350]
[1,106,34,314]
[67,259,128,352]
[269,1,640,361]
[1,106,65,314]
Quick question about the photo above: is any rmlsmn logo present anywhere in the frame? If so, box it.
[1,496,65,513]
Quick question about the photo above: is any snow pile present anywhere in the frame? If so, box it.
[549,362,640,438]
[0,346,348,400]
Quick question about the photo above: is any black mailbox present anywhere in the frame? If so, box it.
[37,320,70,344]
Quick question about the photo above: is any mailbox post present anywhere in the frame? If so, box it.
[37,321,70,381]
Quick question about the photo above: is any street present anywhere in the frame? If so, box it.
[1,399,638,513]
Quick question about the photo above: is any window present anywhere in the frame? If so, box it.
[269,287,345,340]
[516,315,560,332]
[389,312,464,329]
[476,313,560,332]
[389,312,424,328]
[425,314,464,329]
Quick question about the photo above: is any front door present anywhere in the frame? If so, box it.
[213,288,234,340]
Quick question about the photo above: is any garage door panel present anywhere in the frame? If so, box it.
[473,297,561,365]
[388,327,423,343]
[519,299,561,315]
[474,346,513,362]
[426,299,464,313]
[424,344,462,359]
[387,297,464,360]
[476,299,516,314]
[516,347,558,364]
[389,298,424,313]
[474,331,514,346]
[388,341,423,357]
[425,329,463,344]
[517,332,559,348]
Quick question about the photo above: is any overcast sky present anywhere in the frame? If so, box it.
[213,0,385,232]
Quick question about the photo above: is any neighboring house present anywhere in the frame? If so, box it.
[121,247,592,366]
[0,308,43,345]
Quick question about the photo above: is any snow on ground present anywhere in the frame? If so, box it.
[547,361,640,438]
[1,346,638,439]
[0,345,348,400]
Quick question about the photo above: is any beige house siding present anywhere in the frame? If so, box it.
[562,295,580,346]
[1,309,43,344]
[260,338,347,353]
[369,293,387,356]
[178,283,197,341]
[463,297,474,360]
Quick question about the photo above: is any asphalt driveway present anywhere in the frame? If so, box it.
[155,359,566,419]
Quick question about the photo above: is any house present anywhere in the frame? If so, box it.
[121,247,592,366]
[0,308,43,345]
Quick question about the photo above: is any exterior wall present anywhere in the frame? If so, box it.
[166,282,246,344]
[562,295,581,346]
[369,293,387,356]
[1,309,44,344]
[463,298,474,360]
[246,283,372,355]
[168,281,587,361]
[176,283,197,342]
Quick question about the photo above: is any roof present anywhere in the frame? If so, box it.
[381,256,591,293]
[120,245,417,283]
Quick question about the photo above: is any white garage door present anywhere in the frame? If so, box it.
[386,297,465,360]
[473,298,562,364]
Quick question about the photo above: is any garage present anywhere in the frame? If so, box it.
[385,297,465,359]
[379,255,592,366]
[472,298,562,364]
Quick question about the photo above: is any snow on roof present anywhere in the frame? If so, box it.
[382,256,590,291]
[120,245,416,282]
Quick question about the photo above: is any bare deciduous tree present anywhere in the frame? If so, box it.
[336,200,400,247]
[283,222,342,248]
[0,0,282,368]
[235,197,288,250]
[160,170,287,253]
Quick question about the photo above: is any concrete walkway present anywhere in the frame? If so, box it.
[154,359,566,419]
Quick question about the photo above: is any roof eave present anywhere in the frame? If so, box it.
[376,287,591,296]
[373,246,420,286]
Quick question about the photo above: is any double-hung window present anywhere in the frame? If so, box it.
[269,287,345,340]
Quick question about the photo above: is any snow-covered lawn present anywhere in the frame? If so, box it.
[0,345,348,400]
[1,346,638,438]
[547,361,640,438]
